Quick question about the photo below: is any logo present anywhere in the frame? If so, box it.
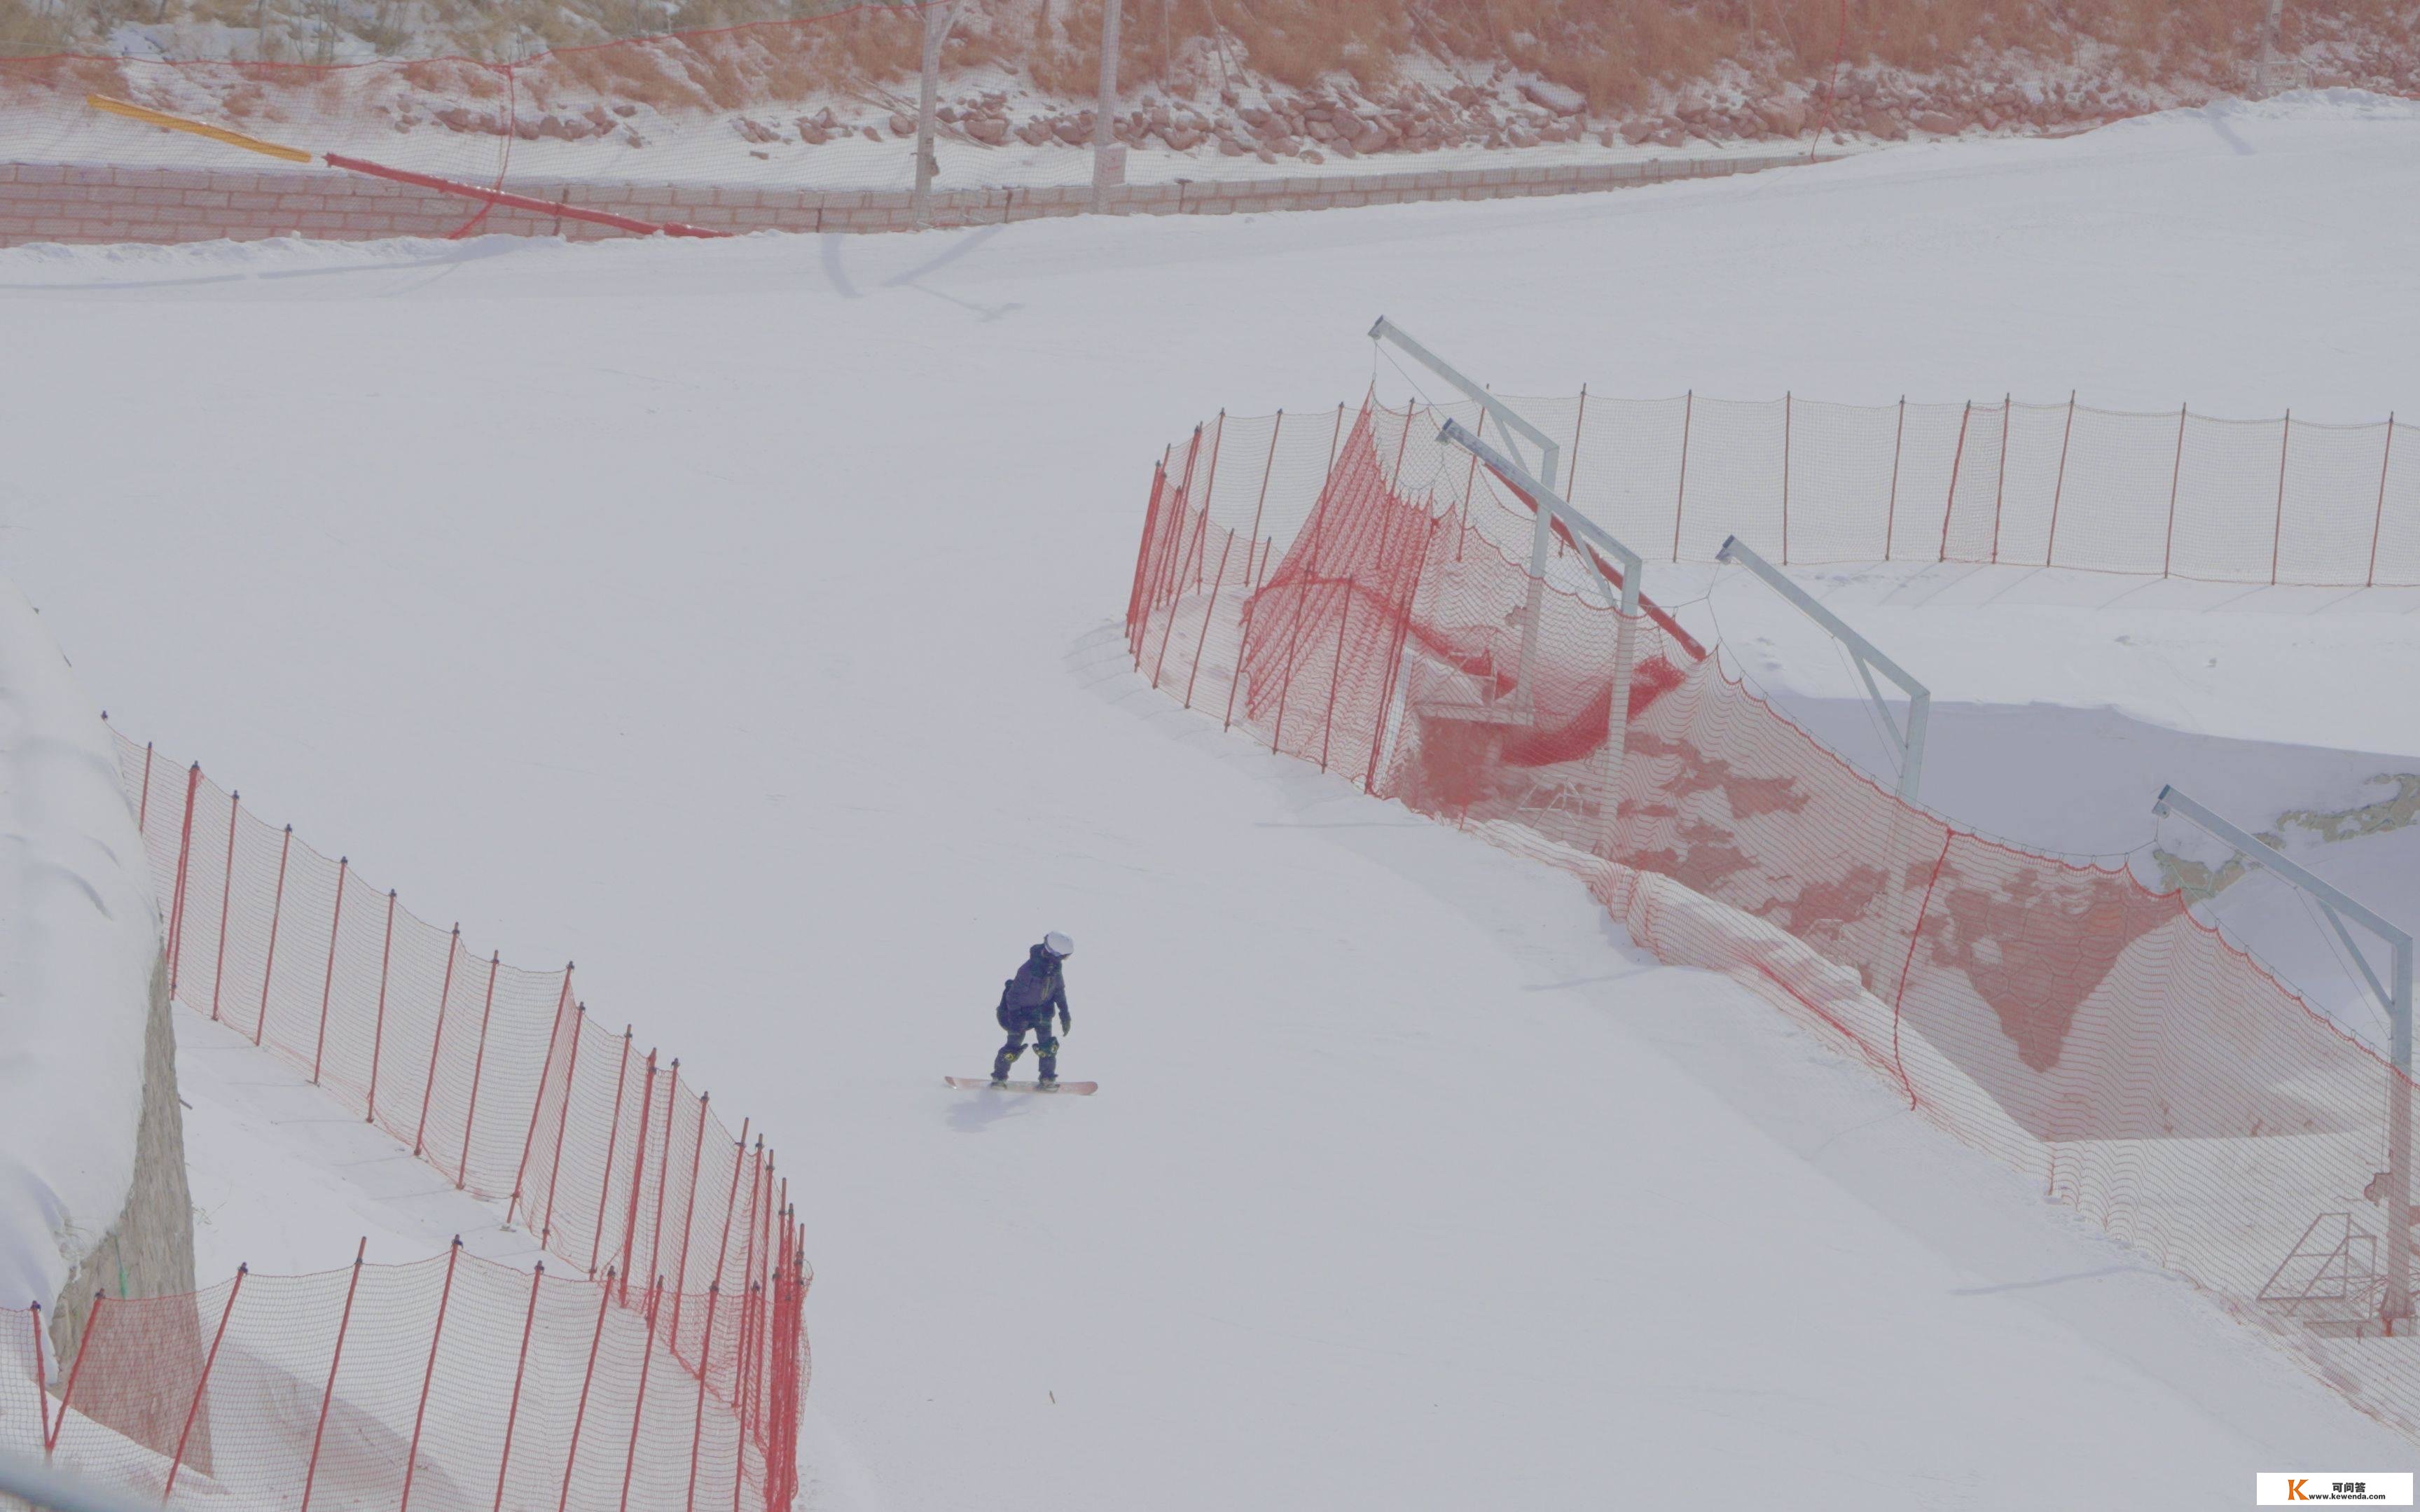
[2258,1473,2415,1505]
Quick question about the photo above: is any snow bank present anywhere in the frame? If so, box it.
[0,582,166,1315]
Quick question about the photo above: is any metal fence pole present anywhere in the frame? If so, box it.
[912,2,961,229]
[1091,0,1123,213]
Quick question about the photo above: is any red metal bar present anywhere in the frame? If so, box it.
[1671,391,1694,559]
[1888,833,1958,1109]
[310,857,348,1084]
[298,1239,366,1512]
[1316,585,1353,775]
[164,1266,247,1502]
[730,1282,761,1512]
[1987,394,2012,564]
[1937,401,1972,562]
[1181,530,1237,712]
[366,892,399,1122]
[557,1270,618,1512]
[492,1263,545,1512]
[397,1239,463,1512]
[2371,415,2397,588]
[644,1060,679,1342]
[1144,425,1207,683]
[507,973,574,1228]
[2162,403,2188,577]
[255,826,293,1047]
[539,1004,590,1248]
[1240,410,1285,595]
[1152,416,1221,688]
[2271,410,2293,585]
[617,1280,665,1512]
[684,1286,723,1512]
[165,763,201,997]
[734,1149,766,1441]
[1124,459,1170,663]
[618,1051,659,1303]
[322,152,730,238]
[1883,396,1907,560]
[137,742,153,834]
[1565,384,1591,511]
[590,1029,636,1274]
[707,1123,752,1301]
[49,1293,104,1453]
[455,950,502,1189]
[412,926,462,1157]
[1781,391,1793,563]
[2043,392,2077,568]
[209,791,239,1022]
[665,1093,712,1352]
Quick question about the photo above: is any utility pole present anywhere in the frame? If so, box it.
[1091,0,1124,214]
[2254,0,2286,97]
[912,1,962,230]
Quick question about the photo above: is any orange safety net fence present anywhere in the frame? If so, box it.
[104,728,807,1511]
[1131,395,2420,1442]
[2,1246,805,1512]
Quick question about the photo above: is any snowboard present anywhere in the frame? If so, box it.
[946,1076,1097,1095]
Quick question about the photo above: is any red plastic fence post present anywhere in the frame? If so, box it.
[311,857,349,1085]
[1145,425,1207,689]
[1125,457,1169,664]
[1565,384,1591,507]
[557,1268,618,1512]
[734,1149,766,1441]
[1270,405,1353,755]
[2162,403,2189,577]
[256,826,293,1047]
[1781,391,1792,563]
[49,1293,104,1453]
[137,742,153,835]
[1317,588,1353,775]
[2044,392,2077,568]
[491,1262,545,1512]
[684,1285,722,1512]
[616,1279,665,1512]
[507,972,574,1229]
[1671,390,1694,559]
[707,1124,753,1298]
[1191,415,1228,595]
[644,1060,679,1340]
[590,1030,636,1275]
[1887,833,1957,1110]
[412,927,462,1158]
[165,763,201,997]
[1182,529,1237,713]
[29,1304,46,1451]
[1356,415,1421,793]
[1240,410,1285,596]
[164,1265,246,1503]
[618,1052,659,1303]
[366,892,399,1123]
[731,1283,761,1512]
[455,951,502,1191]
[1986,394,2013,564]
[2271,409,2293,585]
[666,1093,711,1347]
[209,791,239,1023]
[1154,415,1223,689]
[2372,415,2396,588]
[397,1238,462,1512]
[1883,396,1906,560]
[298,1239,366,1512]
[1937,401,1972,562]
[539,1004,589,1249]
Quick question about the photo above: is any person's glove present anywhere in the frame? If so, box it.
[1059,1016,1072,1036]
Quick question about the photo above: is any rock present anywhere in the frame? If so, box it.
[1912,110,1961,135]
[1301,148,1324,164]
[937,104,957,123]
[1446,84,1481,106]
[612,103,638,118]
[1163,126,1205,150]
[1521,79,1586,116]
[1239,105,1270,127]
[1761,98,1807,134]
[860,125,880,141]
[1860,105,1904,139]
[1218,134,1246,156]
[1256,146,1277,163]
[967,117,1008,145]
[1651,125,1684,147]
[1052,117,1089,145]
[1016,119,1054,146]
[889,113,914,137]
[798,121,830,145]
[1352,124,1391,153]
[735,116,781,144]
[1622,118,1654,144]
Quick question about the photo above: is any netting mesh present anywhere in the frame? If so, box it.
[79,733,808,1511]
[4,1247,804,1511]
[1132,394,2420,1443]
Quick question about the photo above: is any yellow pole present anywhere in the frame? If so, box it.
[85,95,315,164]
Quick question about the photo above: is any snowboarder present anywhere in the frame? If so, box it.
[991,932,1073,1088]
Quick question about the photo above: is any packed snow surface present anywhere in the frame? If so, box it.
[0,583,162,1316]
[6,94,2420,1506]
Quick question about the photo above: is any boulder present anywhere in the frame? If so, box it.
[1520,79,1586,116]
[888,113,913,137]
[1621,118,1655,144]
[1912,109,1961,135]
[967,117,1008,144]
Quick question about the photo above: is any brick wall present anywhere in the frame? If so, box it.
[0,151,1821,248]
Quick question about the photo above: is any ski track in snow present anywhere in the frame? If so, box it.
[8,95,2420,1506]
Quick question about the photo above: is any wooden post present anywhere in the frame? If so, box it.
[2043,392,2077,567]
[255,826,292,1046]
[311,857,348,1085]
[209,792,239,1022]
[412,927,462,1158]
[454,951,502,1190]
[491,1263,545,1512]
[1937,401,1972,562]
[298,1240,366,1512]
[165,1267,246,1502]
[397,1239,463,1512]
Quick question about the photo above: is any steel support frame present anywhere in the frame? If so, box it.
[1437,416,1643,840]
[2153,782,2416,1327]
[1372,319,1567,726]
[1715,534,1931,801]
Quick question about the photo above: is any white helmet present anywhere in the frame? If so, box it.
[1042,931,1074,959]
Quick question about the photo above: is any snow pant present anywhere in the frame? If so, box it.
[993,1006,1059,1083]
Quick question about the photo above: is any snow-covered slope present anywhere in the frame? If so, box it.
[0,583,164,1317]
[6,95,2420,1506]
